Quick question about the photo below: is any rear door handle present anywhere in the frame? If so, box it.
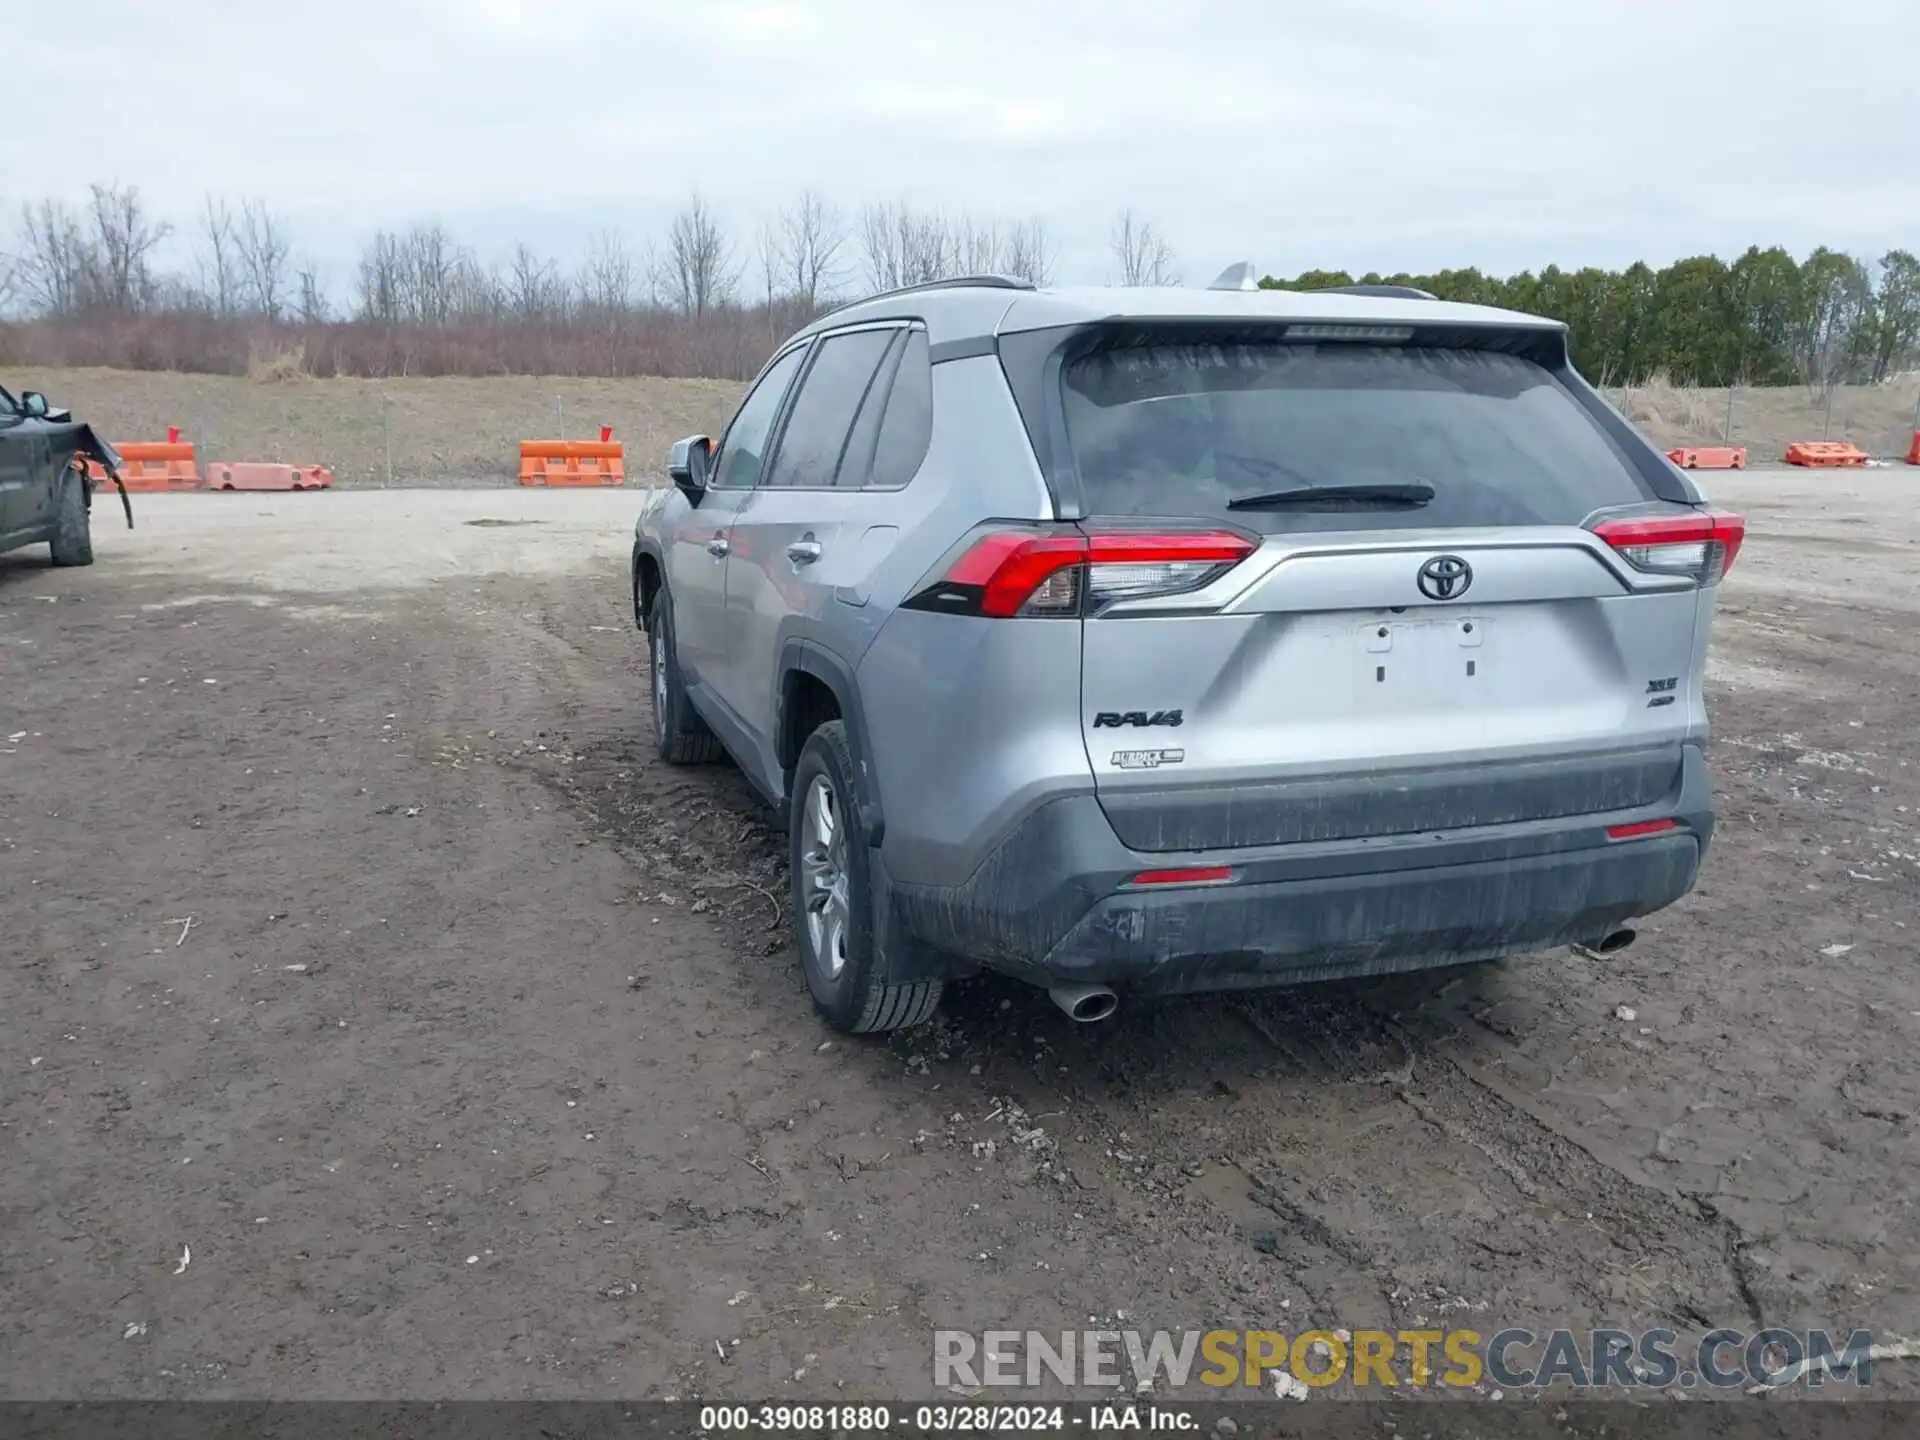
[786,539,822,565]
[706,535,730,558]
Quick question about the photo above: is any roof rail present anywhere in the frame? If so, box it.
[812,273,1036,323]
[866,274,1036,303]
[1319,283,1438,301]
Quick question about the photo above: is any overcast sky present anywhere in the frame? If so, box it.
[9,0,1917,296]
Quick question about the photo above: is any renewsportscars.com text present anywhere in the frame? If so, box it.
[934,1327,1879,1391]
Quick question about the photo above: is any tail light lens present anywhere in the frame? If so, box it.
[906,528,1256,618]
[1592,511,1746,584]
[1606,818,1679,840]
[1129,866,1235,886]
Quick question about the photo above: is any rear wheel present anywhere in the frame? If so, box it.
[48,472,93,567]
[648,590,722,765]
[791,720,942,1034]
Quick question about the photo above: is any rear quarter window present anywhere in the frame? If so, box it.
[866,331,933,488]
[1061,342,1655,532]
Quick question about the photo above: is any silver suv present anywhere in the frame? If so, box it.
[631,273,1743,1033]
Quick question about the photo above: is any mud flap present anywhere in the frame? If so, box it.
[868,845,969,984]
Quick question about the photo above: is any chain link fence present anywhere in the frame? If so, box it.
[1602,375,1920,465]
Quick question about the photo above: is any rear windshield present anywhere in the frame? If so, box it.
[1060,342,1653,531]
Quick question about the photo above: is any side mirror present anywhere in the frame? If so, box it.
[20,391,50,419]
[667,434,713,504]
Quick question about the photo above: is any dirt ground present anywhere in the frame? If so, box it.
[12,365,1920,489]
[3,475,1918,1406]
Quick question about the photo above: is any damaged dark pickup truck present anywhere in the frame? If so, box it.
[0,383,131,567]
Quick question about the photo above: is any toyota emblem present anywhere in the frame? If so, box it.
[1416,554,1473,601]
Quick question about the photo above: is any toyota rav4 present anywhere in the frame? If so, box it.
[630,272,1741,1033]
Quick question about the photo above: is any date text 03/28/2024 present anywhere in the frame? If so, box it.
[697,1405,1190,1432]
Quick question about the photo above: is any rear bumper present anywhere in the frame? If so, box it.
[882,745,1713,994]
[1030,835,1698,993]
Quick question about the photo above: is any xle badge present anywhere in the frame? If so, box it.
[1093,710,1184,728]
[1111,749,1185,770]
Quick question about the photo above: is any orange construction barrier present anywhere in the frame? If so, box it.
[1667,446,1747,470]
[203,462,333,492]
[85,440,203,492]
[518,439,625,487]
[1906,431,1919,466]
[1784,441,1870,468]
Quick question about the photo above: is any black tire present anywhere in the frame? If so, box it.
[48,472,93,567]
[647,589,723,765]
[790,720,942,1034]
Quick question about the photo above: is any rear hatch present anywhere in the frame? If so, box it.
[1040,327,1729,852]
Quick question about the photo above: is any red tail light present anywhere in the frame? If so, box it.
[907,528,1256,618]
[1128,866,1235,886]
[1606,818,1679,840]
[1593,511,1745,584]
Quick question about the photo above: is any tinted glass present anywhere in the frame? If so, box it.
[764,328,895,488]
[833,332,904,487]
[713,345,807,489]
[1061,343,1653,532]
[866,331,934,488]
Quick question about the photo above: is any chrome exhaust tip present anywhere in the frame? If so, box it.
[1049,984,1119,1023]
[1575,927,1638,959]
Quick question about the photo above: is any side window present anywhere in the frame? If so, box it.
[763,328,896,489]
[865,331,934,489]
[712,345,808,490]
[832,333,904,487]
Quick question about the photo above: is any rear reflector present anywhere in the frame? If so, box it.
[1606,818,1679,840]
[907,528,1256,618]
[1128,866,1235,886]
[1593,511,1746,583]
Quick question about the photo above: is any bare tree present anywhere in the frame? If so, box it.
[1000,217,1055,286]
[662,191,736,316]
[860,201,960,290]
[236,199,291,319]
[506,243,568,323]
[777,191,846,308]
[860,202,1050,292]
[951,213,1001,276]
[449,252,500,323]
[580,231,637,319]
[754,216,782,337]
[294,260,330,324]
[86,183,170,312]
[1110,209,1177,286]
[197,197,239,316]
[356,230,405,323]
[858,200,907,291]
[400,223,459,326]
[15,199,91,317]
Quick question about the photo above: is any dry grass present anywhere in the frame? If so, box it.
[245,340,311,385]
[10,366,1918,487]
[1605,373,1920,460]
[10,366,746,486]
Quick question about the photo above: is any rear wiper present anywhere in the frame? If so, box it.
[1226,483,1436,510]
